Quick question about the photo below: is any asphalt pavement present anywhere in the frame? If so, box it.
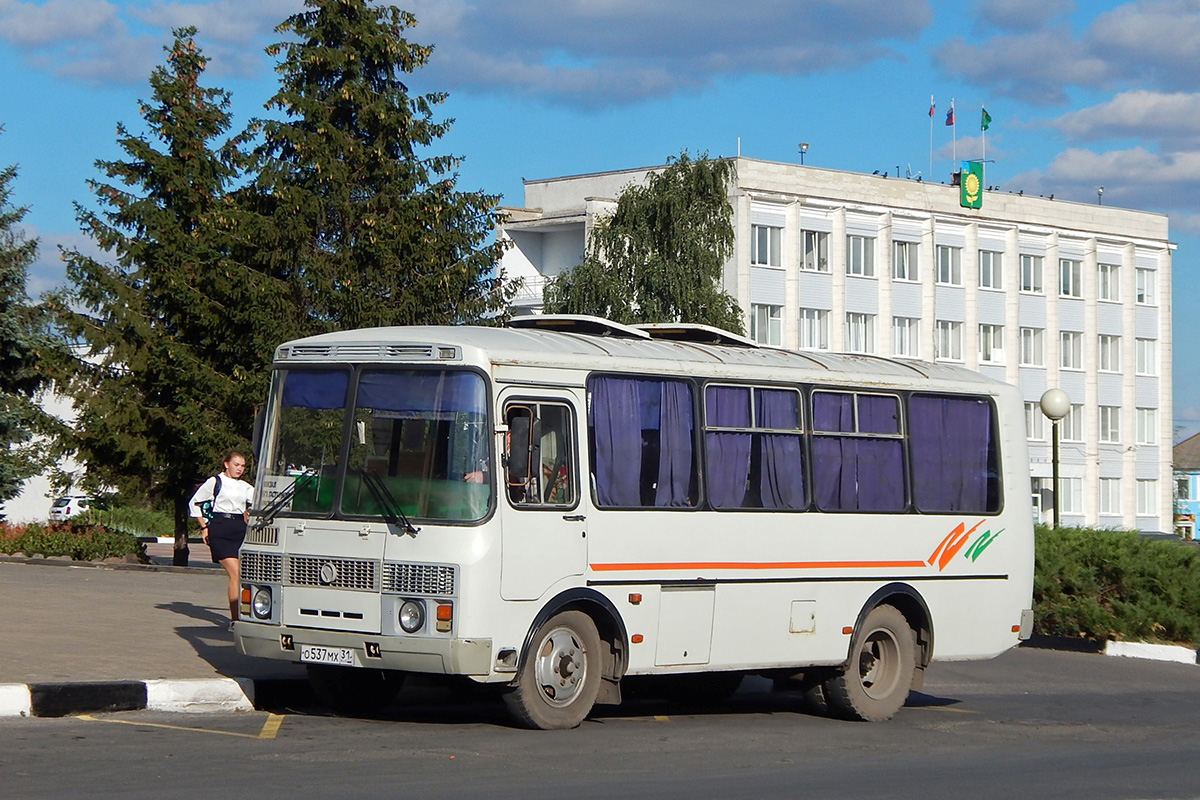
[0,544,308,717]
[1,543,1195,719]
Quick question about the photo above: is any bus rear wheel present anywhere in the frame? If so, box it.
[504,610,602,730]
[823,605,915,722]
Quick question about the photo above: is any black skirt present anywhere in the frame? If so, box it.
[207,514,247,563]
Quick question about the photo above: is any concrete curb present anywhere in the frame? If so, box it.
[1104,640,1199,665]
[0,677,311,718]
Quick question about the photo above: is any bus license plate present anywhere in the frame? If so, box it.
[300,645,356,666]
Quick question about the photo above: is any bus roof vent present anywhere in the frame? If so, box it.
[384,344,437,359]
[507,314,651,339]
[287,345,334,359]
[335,345,384,360]
[633,323,759,348]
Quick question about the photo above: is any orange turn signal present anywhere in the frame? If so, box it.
[628,593,642,605]
[436,604,453,621]
[241,588,252,603]
[842,626,854,635]
[631,634,644,644]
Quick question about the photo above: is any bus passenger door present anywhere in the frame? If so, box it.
[499,393,588,601]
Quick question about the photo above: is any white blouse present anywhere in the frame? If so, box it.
[188,474,255,519]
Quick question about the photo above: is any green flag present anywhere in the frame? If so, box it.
[960,161,983,209]
[981,107,992,131]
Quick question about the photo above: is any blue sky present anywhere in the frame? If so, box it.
[0,0,1197,438]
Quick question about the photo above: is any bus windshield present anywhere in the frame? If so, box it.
[261,367,492,523]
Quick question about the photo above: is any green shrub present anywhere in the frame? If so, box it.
[0,520,147,562]
[1034,524,1200,647]
[75,505,174,540]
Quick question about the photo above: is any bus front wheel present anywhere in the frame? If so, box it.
[822,605,915,722]
[504,610,602,730]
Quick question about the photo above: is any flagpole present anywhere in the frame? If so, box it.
[951,97,957,167]
[929,95,934,180]
[982,104,986,169]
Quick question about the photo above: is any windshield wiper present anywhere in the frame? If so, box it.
[253,468,318,530]
[359,469,421,536]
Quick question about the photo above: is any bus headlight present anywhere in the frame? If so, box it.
[252,587,273,619]
[398,600,425,633]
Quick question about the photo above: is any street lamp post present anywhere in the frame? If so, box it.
[799,142,809,165]
[1040,388,1071,528]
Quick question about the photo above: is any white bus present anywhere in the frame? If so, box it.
[237,316,1034,729]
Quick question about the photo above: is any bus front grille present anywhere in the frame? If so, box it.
[287,556,379,591]
[241,551,283,583]
[383,562,456,596]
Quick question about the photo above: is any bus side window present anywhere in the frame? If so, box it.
[504,402,576,508]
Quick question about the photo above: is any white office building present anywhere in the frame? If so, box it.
[499,157,1174,533]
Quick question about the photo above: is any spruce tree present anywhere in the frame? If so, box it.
[0,139,61,503]
[543,152,743,333]
[48,29,284,564]
[245,0,513,332]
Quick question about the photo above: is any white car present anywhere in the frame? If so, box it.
[49,495,91,522]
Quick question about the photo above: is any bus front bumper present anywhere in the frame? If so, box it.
[236,622,494,677]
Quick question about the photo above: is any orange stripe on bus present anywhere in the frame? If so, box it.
[589,560,929,572]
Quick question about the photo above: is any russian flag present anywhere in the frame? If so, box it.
[945,106,955,126]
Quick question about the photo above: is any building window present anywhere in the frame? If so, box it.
[801,230,829,272]
[935,320,962,361]
[893,241,918,281]
[936,245,962,285]
[893,317,919,357]
[1020,327,1044,366]
[1135,268,1157,304]
[798,308,829,350]
[1060,477,1083,514]
[1025,402,1045,440]
[1099,478,1121,515]
[1099,406,1121,443]
[750,304,782,346]
[1136,338,1157,375]
[979,323,1004,364]
[1099,263,1120,301]
[845,313,876,354]
[751,224,782,267]
[1136,408,1157,445]
[846,235,875,276]
[979,250,1002,289]
[1059,258,1082,297]
[1060,404,1084,441]
[1177,477,1192,502]
[1098,334,1121,372]
[1020,254,1043,293]
[1137,479,1157,515]
[1060,331,1082,370]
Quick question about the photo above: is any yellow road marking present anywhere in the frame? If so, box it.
[911,704,976,714]
[77,712,286,739]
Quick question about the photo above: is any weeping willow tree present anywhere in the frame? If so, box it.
[543,151,742,333]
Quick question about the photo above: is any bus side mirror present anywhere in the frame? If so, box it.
[505,408,540,488]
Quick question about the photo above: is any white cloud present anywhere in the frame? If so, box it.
[1007,145,1200,228]
[421,0,934,106]
[1049,90,1200,148]
[972,0,1074,32]
[939,1,1200,104]
[0,0,121,47]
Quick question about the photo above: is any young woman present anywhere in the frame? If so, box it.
[188,450,255,630]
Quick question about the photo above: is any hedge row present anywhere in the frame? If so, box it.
[0,520,146,562]
[1034,524,1200,647]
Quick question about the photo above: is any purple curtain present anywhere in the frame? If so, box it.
[656,381,695,506]
[910,395,993,512]
[813,392,904,511]
[757,389,805,509]
[590,377,642,506]
[357,370,485,414]
[283,370,349,409]
[705,386,752,508]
